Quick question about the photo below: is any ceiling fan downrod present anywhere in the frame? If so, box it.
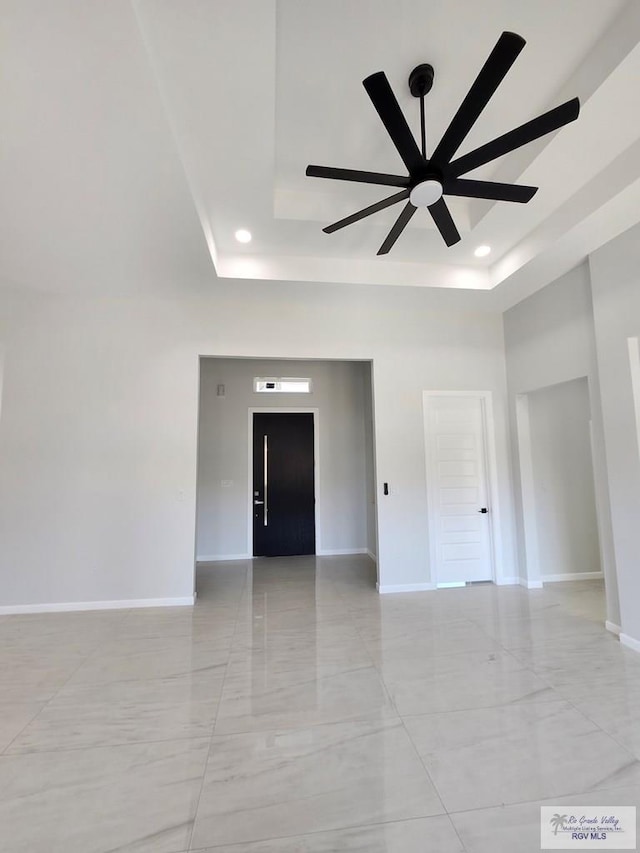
[408,63,434,158]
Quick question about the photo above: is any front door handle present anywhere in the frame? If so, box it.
[263,434,268,526]
[254,500,264,505]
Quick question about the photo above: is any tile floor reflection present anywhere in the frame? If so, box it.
[0,556,639,852]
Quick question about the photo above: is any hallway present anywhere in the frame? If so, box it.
[0,556,639,851]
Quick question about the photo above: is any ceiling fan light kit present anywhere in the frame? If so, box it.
[306,31,580,255]
[410,179,443,207]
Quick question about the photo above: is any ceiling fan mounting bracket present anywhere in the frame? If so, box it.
[408,64,435,98]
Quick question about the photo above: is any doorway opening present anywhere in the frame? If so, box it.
[194,357,377,597]
[516,377,606,620]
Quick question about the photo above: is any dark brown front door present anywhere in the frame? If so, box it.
[252,413,315,557]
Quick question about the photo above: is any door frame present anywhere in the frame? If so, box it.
[422,390,505,587]
[247,407,320,557]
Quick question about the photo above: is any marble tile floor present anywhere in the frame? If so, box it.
[1,555,640,852]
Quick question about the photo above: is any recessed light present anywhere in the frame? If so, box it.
[235,229,252,244]
[474,245,491,258]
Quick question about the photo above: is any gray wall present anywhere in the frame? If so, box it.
[0,279,513,607]
[503,263,619,621]
[196,358,372,559]
[590,222,640,644]
[503,264,597,392]
[528,378,600,579]
[3,239,639,632]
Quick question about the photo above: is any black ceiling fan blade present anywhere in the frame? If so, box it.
[362,72,425,174]
[428,198,461,246]
[444,178,537,203]
[431,31,526,166]
[447,97,580,177]
[306,164,410,188]
[377,201,417,255]
[323,190,410,234]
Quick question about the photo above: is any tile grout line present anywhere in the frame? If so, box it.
[347,577,463,830]
[0,610,131,756]
[185,565,250,851]
[444,779,640,819]
[547,686,640,776]
[2,733,216,759]
[185,814,465,852]
[396,711,467,849]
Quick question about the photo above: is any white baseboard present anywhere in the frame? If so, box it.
[316,549,368,556]
[366,550,377,562]
[437,582,466,589]
[197,554,251,562]
[606,620,621,637]
[377,582,436,594]
[0,595,195,615]
[520,579,544,590]
[495,576,521,586]
[541,572,604,583]
[620,632,640,654]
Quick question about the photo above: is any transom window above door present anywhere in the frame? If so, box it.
[254,378,312,394]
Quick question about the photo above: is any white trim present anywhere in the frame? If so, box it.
[437,582,466,589]
[316,548,368,556]
[541,571,604,583]
[377,582,436,594]
[422,390,504,586]
[515,393,542,587]
[606,620,621,637]
[520,579,544,589]
[366,550,377,562]
[628,337,640,461]
[0,596,195,615]
[620,632,640,654]
[248,407,320,556]
[197,553,251,562]
[0,343,5,425]
[495,576,521,586]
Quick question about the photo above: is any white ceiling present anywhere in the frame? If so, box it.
[2,0,640,308]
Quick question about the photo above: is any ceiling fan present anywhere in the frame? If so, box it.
[306,32,580,254]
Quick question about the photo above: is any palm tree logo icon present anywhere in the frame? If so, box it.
[550,814,568,835]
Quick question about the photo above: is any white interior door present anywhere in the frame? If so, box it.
[425,395,493,586]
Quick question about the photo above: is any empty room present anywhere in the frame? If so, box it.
[1,2,640,852]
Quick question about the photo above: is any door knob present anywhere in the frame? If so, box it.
[479,507,488,514]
